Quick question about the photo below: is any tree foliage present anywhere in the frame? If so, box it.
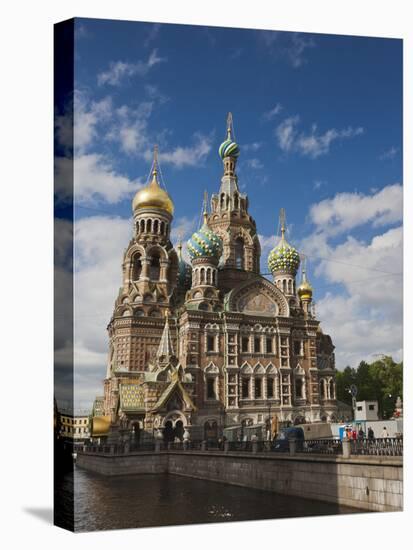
[336,356,403,419]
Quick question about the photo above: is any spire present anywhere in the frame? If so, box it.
[301,254,308,283]
[279,208,286,242]
[226,112,233,140]
[151,144,159,185]
[203,190,209,224]
[156,311,174,361]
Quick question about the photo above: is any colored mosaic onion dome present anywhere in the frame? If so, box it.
[132,146,174,215]
[268,239,301,276]
[219,138,240,159]
[177,243,192,289]
[187,222,223,261]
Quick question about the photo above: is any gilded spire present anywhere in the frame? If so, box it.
[151,144,159,183]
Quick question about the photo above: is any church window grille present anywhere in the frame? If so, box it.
[255,378,262,399]
[149,253,161,280]
[254,337,261,354]
[207,378,216,399]
[207,335,215,352]
[235,237,244,269]
[267,378,274,398]
[242,378,250,399]
[241,336,249,353]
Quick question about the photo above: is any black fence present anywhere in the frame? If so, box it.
[350,437,403,456]
[79,436,402,458]
[298,439,343,455]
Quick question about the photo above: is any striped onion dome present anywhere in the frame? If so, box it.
[187,223,223,261]
[268,237,300,276]
[218,138,240,159]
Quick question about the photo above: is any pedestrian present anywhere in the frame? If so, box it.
[351,428,357,441]
[380,426,389,438]
[358,427,364,440]
[367,427,375,440]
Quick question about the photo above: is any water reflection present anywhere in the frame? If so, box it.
[56,468,366,532]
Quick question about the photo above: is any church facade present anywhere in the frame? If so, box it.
[95,114,338,442]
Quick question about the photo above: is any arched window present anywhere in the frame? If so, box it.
[200,268,205,284]
[140,219,145,233]
[132,254,142,281]
[147,219,152,233]
[153,219,159,234]
[149,252,160,280]
[295,378,303,398]
[220,193,225,210]
[282,280,287,293]
[160,221,165,235]
[235,237,244,269]
[319,379,326,399]
[329,379,335,399]
[233,192,239,210]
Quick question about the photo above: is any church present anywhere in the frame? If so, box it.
[93,114,338,443]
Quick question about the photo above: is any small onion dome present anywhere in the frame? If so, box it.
[268,240,300,276]
[187,223,223,261]
[132,170,174,215]
[177,243,192,289]
[219,139,240,159]
[297,279,313,301]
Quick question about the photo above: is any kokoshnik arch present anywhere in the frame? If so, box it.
[92,113,338,442]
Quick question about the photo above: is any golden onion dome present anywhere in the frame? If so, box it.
[297,258,313,301]
[132,147,174,215]
[297,279,313,300]
[132,171,174,215]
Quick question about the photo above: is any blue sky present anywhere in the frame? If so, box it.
[54,18,402,408]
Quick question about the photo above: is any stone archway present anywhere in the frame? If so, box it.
[162,411,187,442]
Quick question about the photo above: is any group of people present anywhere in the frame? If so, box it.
[345,425,390,440]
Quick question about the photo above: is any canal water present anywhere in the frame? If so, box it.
[56,468,365,532]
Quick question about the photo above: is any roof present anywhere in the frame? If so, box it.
[151,379,196,413]
[119,384,145,412]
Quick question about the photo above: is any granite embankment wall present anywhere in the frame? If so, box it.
[76,451,403,512]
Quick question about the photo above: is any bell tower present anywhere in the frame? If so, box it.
[208,113,261,292]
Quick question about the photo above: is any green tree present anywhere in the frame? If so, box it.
[336,355,403,419]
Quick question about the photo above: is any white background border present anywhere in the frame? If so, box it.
[1,0,411,547]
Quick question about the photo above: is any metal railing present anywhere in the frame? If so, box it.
[79,436,402,458]
[298,439,343,455]
[350,437,403,457]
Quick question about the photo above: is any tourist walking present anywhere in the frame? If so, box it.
[380,426,390,438]
[367,427,375,440]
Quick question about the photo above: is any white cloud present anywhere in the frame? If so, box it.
[144,134,213,168]
[246,158,264,169]
[74,94,112,153]
[379,146,398,160]
[97,49,165,86]
[299,184,403,369]
[243,142,262,152]
[55,153,143,206]
[263,103,282,120]
[275,115,364,158]
[308,184,402,235]
[276,115,299,152]
[72,214,198,406]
